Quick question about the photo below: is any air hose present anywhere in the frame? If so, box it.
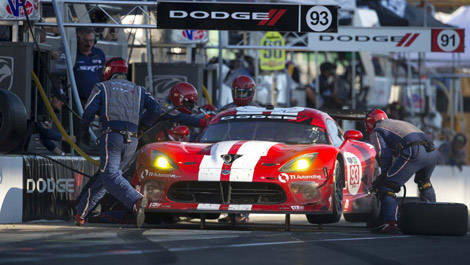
[32,71,100,166]
[202,85,212,105]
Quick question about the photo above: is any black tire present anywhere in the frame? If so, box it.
[399,202,468,236]
[0,89,29,153]
[306,159,343,224]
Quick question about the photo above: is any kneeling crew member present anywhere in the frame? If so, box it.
[75,57,205,227]
[366,109,438,233]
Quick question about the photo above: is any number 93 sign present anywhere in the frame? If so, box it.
[431,29,465,53]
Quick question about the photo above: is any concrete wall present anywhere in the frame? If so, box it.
[0,156,23,223]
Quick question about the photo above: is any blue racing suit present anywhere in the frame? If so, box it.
[370,119,438,222]
[76,77,202,219]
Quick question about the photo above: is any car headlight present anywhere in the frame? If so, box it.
[279,153,318,173]
[151,151,177,171]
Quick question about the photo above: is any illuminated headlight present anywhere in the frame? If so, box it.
[279,153,318,173]
[151,151,177,171]
[290,181,319,201]
[144,180,165,202]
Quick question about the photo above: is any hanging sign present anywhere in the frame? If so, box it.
[157,1,338,33]
[260,32,286,71]
[308,27,465,53]
[0,0,40,21]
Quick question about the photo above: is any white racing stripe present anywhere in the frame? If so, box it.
[198,141,238,181]
[197,204,221,210]
[230,141,277,182]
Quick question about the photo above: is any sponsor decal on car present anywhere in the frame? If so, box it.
[344,152,362,195]
[140,169,179,179]
[149,202,161,208]
[291,205,304,211]
[278,173,322,183]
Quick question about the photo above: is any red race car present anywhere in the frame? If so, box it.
[132,106,380,226]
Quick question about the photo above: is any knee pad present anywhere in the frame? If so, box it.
[418,181,433,191]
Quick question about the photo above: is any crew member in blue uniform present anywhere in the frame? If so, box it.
[75,57,206,227]
[366,109,438,233]
[74,27,106,102]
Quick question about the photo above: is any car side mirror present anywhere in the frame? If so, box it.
[171,125,190,137]
[344,130,363,141]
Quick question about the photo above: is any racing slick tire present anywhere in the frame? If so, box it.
[306,159,344,224]
[0,88,29,153]
[398,202,468,236]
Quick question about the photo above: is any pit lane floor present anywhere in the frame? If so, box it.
[0,215,469,265]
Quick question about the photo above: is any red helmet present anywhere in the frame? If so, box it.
[232,75,255,106]
[103,57,128,81]
[365,109,388,134]
[170,82,198,114]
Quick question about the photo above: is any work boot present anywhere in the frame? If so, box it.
[75,214,85,226]
[135,197,148,228]
[371,221,401,234]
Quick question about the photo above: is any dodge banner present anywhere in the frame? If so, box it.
[308,27,465,53]
[157,1,338,33]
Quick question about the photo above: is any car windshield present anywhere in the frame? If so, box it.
[199,120,329,144]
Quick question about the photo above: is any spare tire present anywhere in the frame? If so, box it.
[0,88,28,153]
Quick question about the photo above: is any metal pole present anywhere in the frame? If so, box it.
[218,31,223,107]
[458,53,465,132]
[351,52,356,109]
[315,51,320,108]
[407,52,414,117]
[144,0,153,94]
[52,0,98,142]
[451,53,456,132]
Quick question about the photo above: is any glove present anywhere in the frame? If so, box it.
[199,114,211,128]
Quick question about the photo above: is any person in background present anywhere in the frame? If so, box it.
[219,75,259,111]
[318,62,343,110]
[366,109,438,234]
[38,90,76,155]
[438,133,467,170]
[74,27,106,103]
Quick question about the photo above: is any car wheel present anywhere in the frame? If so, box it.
[306,159,343,224]
[0,88,29,153]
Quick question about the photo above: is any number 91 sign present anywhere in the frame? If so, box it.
[431,29,465,53]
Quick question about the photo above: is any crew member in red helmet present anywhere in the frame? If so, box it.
[219,75,259,111]
[366,109,438,234]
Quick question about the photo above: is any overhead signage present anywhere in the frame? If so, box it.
[260,32,286,71]
[431,29,465,53]
[157,1,338,33]
[0,0,40,21]
[308,27,465,53]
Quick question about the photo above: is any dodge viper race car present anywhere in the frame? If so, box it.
[132,106,380,225]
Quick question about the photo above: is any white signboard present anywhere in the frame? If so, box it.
[0,157,23,224]
[308,27,430,52]
[308,27,466,53]
[0,0,40,21]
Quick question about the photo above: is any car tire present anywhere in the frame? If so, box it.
[306,159,343,224]
[0,88,29,154]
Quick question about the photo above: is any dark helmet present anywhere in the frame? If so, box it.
[103,57,128,81]
[231,75,255,106]
[365,109,388,134]
[170,82,198,114]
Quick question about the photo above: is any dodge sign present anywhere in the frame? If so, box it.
[157,1,337,33]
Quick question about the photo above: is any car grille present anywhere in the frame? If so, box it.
[168,181,286,204]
